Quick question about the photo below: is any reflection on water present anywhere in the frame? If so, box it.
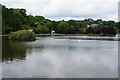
[2,36,118,78]
[3,40,27,61]
[2,37,44,62]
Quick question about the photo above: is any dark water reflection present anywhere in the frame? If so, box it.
[2,36,118,78]
[2,37,44,62]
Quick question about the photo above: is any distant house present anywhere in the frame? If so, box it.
[87,24,98,27]
[28,29,33,32]
[87,25,90,27]
[51,30,55,35]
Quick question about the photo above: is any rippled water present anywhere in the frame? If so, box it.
[2,36,118,78]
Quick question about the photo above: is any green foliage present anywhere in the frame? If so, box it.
[21,25,31,30]
[51,21,59,33]
[2,20,12,34]
[37,25,49,33]
[32,27,40,34]
[58,22,69,34]
[1,4,120,35]
[9,30,36,41]
[79,27,87,33]
[67,26,75,34]
[115,22,120,32]
[67,20,79,33]
[67,20,78,27]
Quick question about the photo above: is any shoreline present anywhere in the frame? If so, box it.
[1,34,120,41]
[2,33,118,37]
[1,33,120,37]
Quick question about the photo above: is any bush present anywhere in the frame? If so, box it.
[9,30,36,41]
[86,27,95,34]
[100,26,117,35]
[86,26,117,36]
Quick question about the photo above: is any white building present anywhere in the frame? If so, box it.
[51,30,55,35]
[28,29,33,32]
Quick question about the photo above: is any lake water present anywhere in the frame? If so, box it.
[2,36,118,78]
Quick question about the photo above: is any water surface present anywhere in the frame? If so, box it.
[2,36,118,78]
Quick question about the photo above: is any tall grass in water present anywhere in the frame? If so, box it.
[9,30,36,41]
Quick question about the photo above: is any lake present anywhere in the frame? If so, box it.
[2,36,118,78]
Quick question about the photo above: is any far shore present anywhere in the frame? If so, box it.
[1,33,120,37]
[1,33,120,41]
[37,33,120,37]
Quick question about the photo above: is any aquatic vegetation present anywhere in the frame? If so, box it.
[9,30,36,41]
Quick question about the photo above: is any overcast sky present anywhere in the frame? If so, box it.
[1,0,119,21]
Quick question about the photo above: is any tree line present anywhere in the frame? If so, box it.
[1,4,120,35]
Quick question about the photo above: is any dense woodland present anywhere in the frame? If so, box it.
[1,4,120,35]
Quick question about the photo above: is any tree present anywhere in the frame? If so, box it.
[67,20,79,33]
[13,9,28,25]
[94,27,100,34]
[79,27,87,34]
[67,26,75,34]
[106,21,115,26]
[86,27,95,34]
[1,4,119,35]
[37,24,49,33]
[100,26,117,35]
[58,21,69,34]
[115,22,120,32]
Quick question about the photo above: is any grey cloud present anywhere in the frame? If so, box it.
[1,0,119,21]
